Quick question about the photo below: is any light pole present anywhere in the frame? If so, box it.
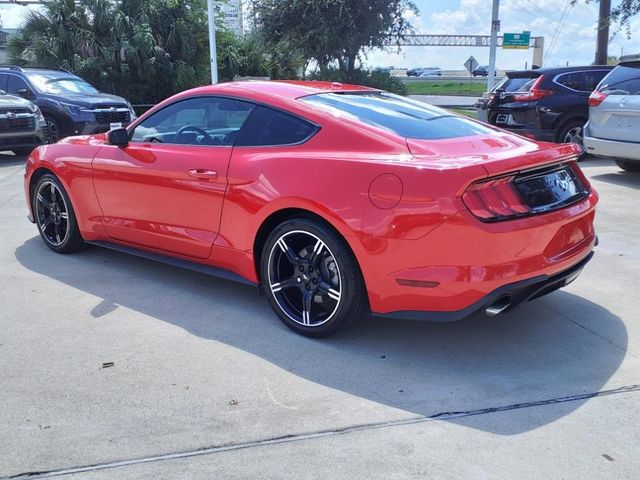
[207,0,218,84]
[487,0,500,92]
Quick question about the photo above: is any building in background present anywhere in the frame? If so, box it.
[0,28,19,63]
[218,0,243,36]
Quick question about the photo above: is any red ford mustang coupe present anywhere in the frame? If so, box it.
[24,81,598,337]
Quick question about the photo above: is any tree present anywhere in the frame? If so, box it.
[250,0,417,82]
[573,0,640,38]
[8,0,212,104]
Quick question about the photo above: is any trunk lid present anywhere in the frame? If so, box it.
[406,132,582,176]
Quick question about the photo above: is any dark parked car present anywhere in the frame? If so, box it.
[0,66,136,143]
[0,90,47,155]
[482,66,613,145]
[472,65,489,76]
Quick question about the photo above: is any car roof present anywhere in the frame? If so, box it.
[184,80,378,101]
[505,65,613,76]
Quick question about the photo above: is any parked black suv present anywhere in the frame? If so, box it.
[0,66,135,143]
[0,91,47,155]
[481,66,613,145]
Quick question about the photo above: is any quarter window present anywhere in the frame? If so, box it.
[130,97,254,146]
[235,106,318,146]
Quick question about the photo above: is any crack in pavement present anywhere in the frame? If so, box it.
[5,383,640,479]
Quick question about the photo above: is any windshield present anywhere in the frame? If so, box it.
[300,91,494,140]
[25,72,100,95]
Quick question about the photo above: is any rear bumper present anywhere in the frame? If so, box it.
[493,125,556,142]
[583,126,640,161]
[377,250,594,322]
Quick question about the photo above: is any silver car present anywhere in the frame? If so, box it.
[583,54,640,172]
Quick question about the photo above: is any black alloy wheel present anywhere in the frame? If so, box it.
[261,219,368,337]
[33,174,84,253]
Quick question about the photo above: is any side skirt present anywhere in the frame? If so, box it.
[87,240,257,287]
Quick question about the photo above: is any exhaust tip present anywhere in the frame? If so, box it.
[485,295,512,317]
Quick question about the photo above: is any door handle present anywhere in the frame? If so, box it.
[187,169,218,180]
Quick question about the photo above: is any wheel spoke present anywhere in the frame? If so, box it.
[50,184,57,202]
[54,223,62,244]
[302,291,314,325]
[60,212,68,220]
[270,276,298,293]
[308,239,325,265]
[37,193,54,210]
[277,238,301,265]
[318,281,341,302]
[40,215,53,232]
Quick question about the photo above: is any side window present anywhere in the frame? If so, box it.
[130,96,254,146]
[583,71,609,92]
[0,74,7,92]
[557,72,583,91]
[7,75,29,94]
[235,106,318,147]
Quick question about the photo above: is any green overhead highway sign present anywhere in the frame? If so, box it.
[503,31,531,50]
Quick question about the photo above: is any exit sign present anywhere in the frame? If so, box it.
[503,31,531,50]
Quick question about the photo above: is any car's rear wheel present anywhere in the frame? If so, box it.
[558,120,585,146]
[260,218,368,337]
[615,159,640,172]
[33,174,84,253]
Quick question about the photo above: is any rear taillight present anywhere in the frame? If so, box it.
[463,161,591,222]
[588,90,607,107]
[512,76,554,102]
[462,175,531,220]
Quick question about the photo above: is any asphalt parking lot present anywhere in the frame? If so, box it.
[1,153,639,479]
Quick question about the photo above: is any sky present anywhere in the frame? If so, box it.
[2,0,640,70]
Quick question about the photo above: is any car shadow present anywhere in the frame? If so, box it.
[15,237,627,436]
[0,153,27,166]
[591,170,640,191]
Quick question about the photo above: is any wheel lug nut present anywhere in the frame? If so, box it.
[299,265,304,272]
[305,285,310,290]
[297,277,302,283]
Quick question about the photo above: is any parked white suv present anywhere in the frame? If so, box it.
[583,54,640,172]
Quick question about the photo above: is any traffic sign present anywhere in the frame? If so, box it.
[503,31,530,49]
[464,55,479,74]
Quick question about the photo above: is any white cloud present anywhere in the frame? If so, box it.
[364,0,640,70]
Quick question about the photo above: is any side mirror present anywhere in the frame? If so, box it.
[16,88,35,100]
[108,127,129,148]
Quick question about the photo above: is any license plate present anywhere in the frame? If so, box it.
[496,113,509,124]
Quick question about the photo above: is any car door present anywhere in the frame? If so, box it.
[92,95,254,259]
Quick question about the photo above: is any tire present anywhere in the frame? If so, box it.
[45,116,62,143]
[12,147,34,157]
[615,159,640,172]
[260,218,368,337]
[32,173,84,253]
[557,119,586,146]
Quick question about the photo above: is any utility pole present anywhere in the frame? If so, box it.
[207,0,218,84]
[487,0,500,91]
[595,0,611,65]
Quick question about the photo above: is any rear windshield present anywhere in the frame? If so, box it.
[299,92,494,140]
[493,75,538,92]
[599,65,640,95]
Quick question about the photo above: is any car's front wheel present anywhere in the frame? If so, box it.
[33,174,84,253]
[615,159,640,172]
[260,218,368,337]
